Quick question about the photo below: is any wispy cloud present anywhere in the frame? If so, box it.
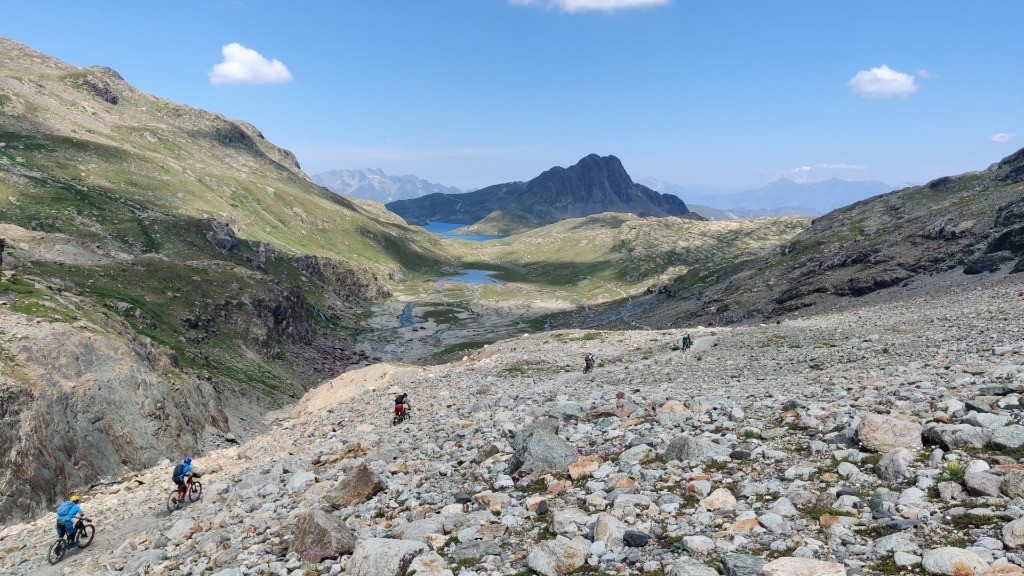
[820,163,868,170]
[917,69,939,79]
[789,165,812,183]
[991,132,1016,144]
[209,43,293,85]
[848,64,918,98]
[510,0,669,13]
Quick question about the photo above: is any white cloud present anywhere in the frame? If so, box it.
[209,43,293,86]
[790,165,812,183]
[510,0,669,13]
[991,132,1016,144]
[820,163,868,170]
[917,69,939,79]
[848,64,918,98]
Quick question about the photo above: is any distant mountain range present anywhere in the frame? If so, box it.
[311,168,462,203]
[387,154,698,234]
[643,178,895,217]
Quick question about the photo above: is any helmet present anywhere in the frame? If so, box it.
[68,492,81,503]
[183,457,192,465]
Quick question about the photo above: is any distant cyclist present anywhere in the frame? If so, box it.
[584,353,595,374]
[55,493,83,545]
[394,393,410,418]
[172,457,201,502]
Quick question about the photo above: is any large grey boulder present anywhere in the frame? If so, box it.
[288,509,357,560]
[856,414,923,452]
[326,462,385,508]
[990,424,1024,449]
[590,512,627,552]
[922,424,987,450]
[663,435,731,464]
[762,557,847,575]
[670,557,720,576]
[509,418,574,476]
[1002,470,1024,499]
[876,449,915,481]
[964,471,1004,497]
[397,517,447,542]
[721,553,767,576]
[921,547,989,575]
[407,551,454,576]
[122,549,168,575]
[526,536,590,576]
[1005,518,1024,549]
[348,538,428,576]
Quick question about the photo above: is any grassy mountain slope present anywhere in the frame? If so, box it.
[580,148,1024,328]
[0,36,452,521]
[0,36,452,380]
[462,213,809,298]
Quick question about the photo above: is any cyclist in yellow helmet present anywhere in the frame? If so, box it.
[55,493,84,545]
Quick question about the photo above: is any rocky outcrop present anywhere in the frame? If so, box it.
[325,463,385,508]
[0,313,267,524]
[289,508,357,560]
[348,538,427,576]
[508,418,574,476]
[387,154,696,233]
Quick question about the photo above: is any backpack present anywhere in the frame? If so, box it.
[172,463,186,482]
[56,501,74,520]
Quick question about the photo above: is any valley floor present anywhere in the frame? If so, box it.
[2,274,1023,576]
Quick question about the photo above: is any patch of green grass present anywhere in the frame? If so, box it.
[500,364,528,377]
[937,461,967,483]
[0,274,38,294]
[950,513,1002,529]
[800,507,856,522]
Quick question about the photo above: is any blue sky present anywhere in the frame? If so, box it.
[2,0,1021,191]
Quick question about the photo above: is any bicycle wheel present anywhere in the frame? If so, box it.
[188,480,203,502]
[47,539,66,565]
[76,524,95,548]
[167,489,181,512]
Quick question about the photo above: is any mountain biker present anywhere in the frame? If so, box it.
[55,493,83,544]
[584,353,595,374]
[172,457,201,502]
[394,393,410,417]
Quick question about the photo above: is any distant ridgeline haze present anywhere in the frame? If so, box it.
[643,178,895,218]
[311,168,462,204]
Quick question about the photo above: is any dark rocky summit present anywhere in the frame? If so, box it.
[387,154,698,234]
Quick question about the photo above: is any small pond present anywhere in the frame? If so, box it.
[437,269,504,286]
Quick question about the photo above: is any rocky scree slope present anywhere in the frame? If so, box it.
[0,36,450,522]
[586,148,1024,329]
[387,154,697,235]
[2,274,1023,576]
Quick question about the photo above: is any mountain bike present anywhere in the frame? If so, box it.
[166,475,203,512]
[392,405,410,426]
[47,516,95,565]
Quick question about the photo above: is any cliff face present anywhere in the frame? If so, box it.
[387,154,696,234]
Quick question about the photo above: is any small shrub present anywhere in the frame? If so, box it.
[938,461,967,483]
